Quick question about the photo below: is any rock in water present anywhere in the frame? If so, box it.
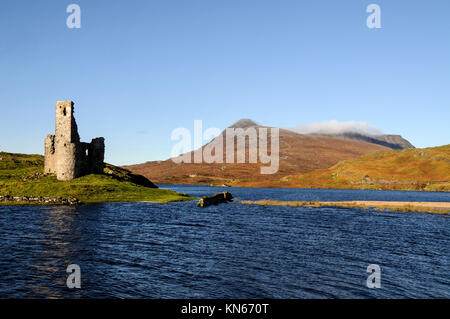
[197,191,233,207]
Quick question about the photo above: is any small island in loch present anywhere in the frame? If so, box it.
[0,152,193,205]
[0,101,193,205]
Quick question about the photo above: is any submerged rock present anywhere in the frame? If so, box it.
[197,191,233,207]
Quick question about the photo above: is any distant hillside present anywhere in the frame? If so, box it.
[288,121,415,150]
[0,152,192,204]
[263,145,450,191]
[310,132,414,150]
[125,119,389,185]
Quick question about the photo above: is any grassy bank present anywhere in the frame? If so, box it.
[241,200,450,214]
[0,152,195,204]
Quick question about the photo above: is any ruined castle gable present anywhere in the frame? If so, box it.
[44,101,105,181]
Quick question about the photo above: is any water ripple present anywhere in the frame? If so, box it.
[0,186,448,298]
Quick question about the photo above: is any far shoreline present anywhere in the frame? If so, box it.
[158,183,450,193]
[240,199,450,214]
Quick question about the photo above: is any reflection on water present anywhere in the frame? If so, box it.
[27,206,82,298]
[0,186,449,298]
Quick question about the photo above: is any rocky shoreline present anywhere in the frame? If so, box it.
[0,195,80,205]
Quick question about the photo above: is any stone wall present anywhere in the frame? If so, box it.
[44,134,55,174]
[44,101,105,181]
[89,137,105,174]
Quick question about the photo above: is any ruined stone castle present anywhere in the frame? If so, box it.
[44,101,105,181]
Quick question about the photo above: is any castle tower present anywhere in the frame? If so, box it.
[44,101,105,181]
[54,101,80,181]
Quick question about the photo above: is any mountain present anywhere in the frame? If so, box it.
[263,145,449,192]
[307,132,414,150]
[124,119,394,186]
[229,118,259,129]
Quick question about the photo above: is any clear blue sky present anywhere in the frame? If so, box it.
[0,0,449,165]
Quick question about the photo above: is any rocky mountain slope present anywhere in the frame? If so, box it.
[309,132,414,150]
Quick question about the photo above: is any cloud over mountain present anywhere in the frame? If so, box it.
[290,120,382,136]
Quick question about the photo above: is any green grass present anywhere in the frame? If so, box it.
[0,152,195,204]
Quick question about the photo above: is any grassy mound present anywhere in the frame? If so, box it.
[0,152,194,204]
[280,145,450,192]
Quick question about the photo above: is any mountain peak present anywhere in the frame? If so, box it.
[229,119,259,129]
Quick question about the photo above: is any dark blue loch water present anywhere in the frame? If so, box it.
[0,186,448,298]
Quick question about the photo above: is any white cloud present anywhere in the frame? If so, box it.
[290,120,382,136]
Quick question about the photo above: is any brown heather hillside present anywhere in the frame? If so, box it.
[124,119,390,186]
[256,145,450,191]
